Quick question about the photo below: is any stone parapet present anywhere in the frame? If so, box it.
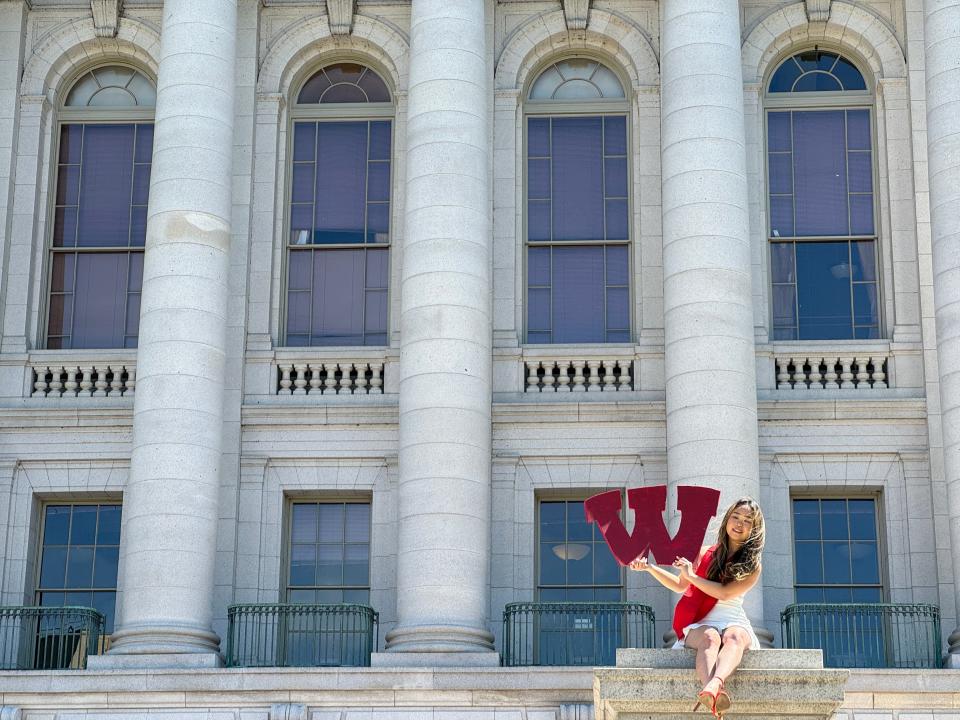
[595,649,847,720]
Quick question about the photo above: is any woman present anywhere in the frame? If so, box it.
[629,497,765,718]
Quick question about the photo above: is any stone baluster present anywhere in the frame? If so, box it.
[278,364,293,395]
[824,360,839,389]
[79,367,93,397]
[105,0,237,664]
[292,363,308,395]
[64,367,79,397]
[600,361,614,391]
[308,364,322,394]
[839,357,855,389]
[791,357,807,388]
[109,366,124,396]
[871,356,887,388]
[586,360,602,391]
[854,357,871,388]
[339,363,354,394]
[541,361,557,391]
[571,361,587,392]
[93,367,109,397]
[526,361,541,392]
[354,364,368,394]
[619,360,633,391]
[776,357,792,388]
[369,363,383,394]
[556,362,571,392]
[48,367,63,397]
[923,0,960,664]
[323,363,338,394]
[808,357,823,388]
[32,367,49,397]
[125,367,136,396]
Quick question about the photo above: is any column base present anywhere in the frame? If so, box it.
[87,652,223,670]
[945,653,960,669]
[384,623,496,654]
[370,651,500,667]
[104,622,221,659]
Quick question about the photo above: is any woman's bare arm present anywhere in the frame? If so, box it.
[675,559,762,602]
[629,545,708,594]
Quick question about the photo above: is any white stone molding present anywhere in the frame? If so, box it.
[560,703,595,720]
[0,708,21,720]
[326,0,354,36]
[805,0,831,23]
[523,353,635,393]
[561,0,590,31]
[771,344,890,390]
[495,8,658,91]
[741,2,906,84]
[91,0,123,38]
[276,358,384,395]
[257,13,408,97]
[30,357,136,398]
[271,703,306,720]
[20,16,160,98]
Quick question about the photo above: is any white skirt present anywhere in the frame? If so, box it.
[672,598,761,650]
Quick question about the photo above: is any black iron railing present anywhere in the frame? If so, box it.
[502,601,655,666]
[0,606,104,670]
[225,603,379,667]
[781,602,942,668]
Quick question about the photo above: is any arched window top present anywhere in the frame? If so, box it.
[297,63,391,104]
[528,59,625,101]
[768,50,867,94]
[65,66,156,108]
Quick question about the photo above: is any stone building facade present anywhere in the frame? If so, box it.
[0,0,959,717]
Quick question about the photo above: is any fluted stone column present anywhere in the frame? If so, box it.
[377,0,496,664]
[660,0,766,640]
[104,0,236,662]
[923,0,960,666]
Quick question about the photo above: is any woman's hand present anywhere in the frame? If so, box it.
[629,555,650,572]
[673,556,694,580]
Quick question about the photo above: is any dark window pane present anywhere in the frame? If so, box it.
[604,116,627,156]
[344,504,370,543]
[367,162,390,203]
[364,289,387,335]
[71,253,129,348]
[130,206,147,247]
[853,283,878,326]
[289,544,316,586]
[849,194,874,235]
[794,542,823,583]
[528,246,550,286]
[793,72,842,92]
[343,588,370,604]
[47,294,71,339]
[567,502,592,541]
[286,293,310,334]
[56,165,81,206]
[367,202,390,238]
[821,509,848,540]
[322,84,367,103]
[847,110,871,151]
[552,245,605,343]
[318,504,344,542]
[528,200,551,241]
[369,121,392,160]
[343,544,369,585]
[298,73,331,104]
[314,122,367,244]
[606,286,629,330]
[527,331,551,344]
[540,502,565,542]
[132,164,151,205]
[93,546,119,587]
[291,164,315,203]
[293,123,317,161]
[97,505,121,544]
[316,544,343,585]
[793,111,848,236]
[134,124,154,164]
[834,57,867,90]
[851,241,876,281]
[366,248,389,289]
[850,542,880,583]
[70,506,97,545]
[605,199,629,240]
[66,546,94,587]
[795,587,824,603]
[44,506,71,545]
[528,118,550,157]
[50,254,74,294]
[311,250,365,344]
[594,544,620,584]
[287,589,315,603]
[796,241,853,339]
[767,112,792,151]
[59,124,83,164]
[92,591,116,633]
[53,207,78,247]
[292,504,318,543]
[769,62,802,93]
[77,124,136,247]
[770,196,794,237]
[356,68,390,102]
[566,546,594,585]
[823,586,852,603]
[528,159,550,199]
[771,242,795,283]
[64,591,92,608]
[39,547,68,588]
[606,244,629,286]
[288,250,312,291]
[852,586,882,602]
[793,509,820,541]
[772,326,797,341]
[768,153,793,194]
[822,541,851,583]
[552,117,604,241]
[847,152,872,193]
[528,287,551,332]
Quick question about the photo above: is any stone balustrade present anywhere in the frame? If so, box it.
[30,359,136,398]
[774,351,890,390]
[276,361,384,395]
[524,357,634,393]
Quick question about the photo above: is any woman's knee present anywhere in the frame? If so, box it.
[721,628,751,648]
[700,628,722,650]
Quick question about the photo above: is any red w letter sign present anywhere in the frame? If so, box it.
[583,485,721,566]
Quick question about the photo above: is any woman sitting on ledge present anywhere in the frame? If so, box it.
[630,497,766,718]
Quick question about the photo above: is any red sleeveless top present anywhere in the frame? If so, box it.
[672,545,719,641]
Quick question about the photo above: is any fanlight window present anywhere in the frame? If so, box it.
[46,66,155,349]
[65,66,156,107]
[768,50,866,93]
[285,63,392,346]
[529,59,625,101]
[765,51,879,341]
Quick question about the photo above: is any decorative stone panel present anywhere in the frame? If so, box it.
[326,0,354,36]
[91,0,123,38]
[805,0,832,22]
[562,0,590,31]
[271,705,306,720]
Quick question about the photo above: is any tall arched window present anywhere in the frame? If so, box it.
[46,65,155,349]
[524,58,631,344]
[285,62,392,346]
[765,50,879,340]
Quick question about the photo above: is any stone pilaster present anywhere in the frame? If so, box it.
[660,0,765,638]
[103,0,237,662]
[378,0,497,663]
[922,0,960,666]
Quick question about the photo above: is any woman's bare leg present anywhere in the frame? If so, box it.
[683,626,722,687]
[711,626,752,684]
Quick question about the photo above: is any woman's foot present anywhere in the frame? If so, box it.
[697,678,730,718]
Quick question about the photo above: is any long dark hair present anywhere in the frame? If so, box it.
[706,497,765,584]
